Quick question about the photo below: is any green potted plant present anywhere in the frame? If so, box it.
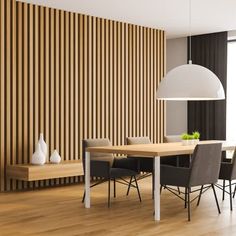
[181,133,191,146]
[181,131,200,145]
[192,131,200,144]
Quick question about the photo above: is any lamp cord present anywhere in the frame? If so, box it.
[189,0,192,64]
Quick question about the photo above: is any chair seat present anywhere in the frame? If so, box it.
[110,168,137,178]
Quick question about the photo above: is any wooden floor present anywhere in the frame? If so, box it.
[1,177,236,236]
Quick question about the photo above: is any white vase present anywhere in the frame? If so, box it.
[38,133,48,162]
[31,143,46,165]
[50,150,61,164]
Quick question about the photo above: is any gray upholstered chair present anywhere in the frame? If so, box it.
[163,135,190,167]
[161,143,222,221]
[126,137,154,197]
[217,149,236,211]
[82,138,141,207]
[126,136,183,197]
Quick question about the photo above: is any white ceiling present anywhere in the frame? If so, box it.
[17,0,236,39]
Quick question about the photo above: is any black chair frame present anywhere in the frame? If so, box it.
[82,175,141,207]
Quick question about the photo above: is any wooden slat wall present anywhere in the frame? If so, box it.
[0,0,166,191]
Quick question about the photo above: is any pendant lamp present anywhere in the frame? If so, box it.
[156,0,225,101]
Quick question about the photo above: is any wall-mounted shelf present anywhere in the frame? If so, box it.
[6,161,84,181]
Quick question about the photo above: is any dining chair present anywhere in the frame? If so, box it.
[161,143,222,221]
[82,138,141,207]
[215,148,236,211]
[164,135,190,167]
[126,136,183,197]
[126,137,154,197]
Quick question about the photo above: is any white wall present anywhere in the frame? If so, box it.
[166,37,187,135]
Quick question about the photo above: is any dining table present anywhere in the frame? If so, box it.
[84,140,235,221]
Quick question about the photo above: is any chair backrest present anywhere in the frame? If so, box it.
[230,148,236,179]
[82,139,114,169]
[126,137,152,158]
[189,143,222,187]
[126,137,151,145]
[164,135,181,143]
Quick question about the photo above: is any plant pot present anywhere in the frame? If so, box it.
[182,139,199,145]
[192,139,199,145]
[182,140,190,146]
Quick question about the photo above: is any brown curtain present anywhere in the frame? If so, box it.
[187,32,228,140]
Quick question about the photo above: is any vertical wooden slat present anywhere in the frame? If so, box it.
[65,11,69,183]
[28,3,34,188]
[150,29,154,141]
[65,11,69,162]
[153,30,157,143]
[0,0,5,191]
[136,26,140,138]
[49,8,54,162]
[101,18,105,139]
[83,15,88,139]
[79,14,84,157]
[22,2,28,189]
[60,10,65,162]
[6,0,11,191]
[55,9,60,153]
[34,4,39,187]
[128,24,132,137]
[17,2,23,188]
[92,16,96,139]
[105,20,109,140]
[11,0,17,190]
[109,20,113,143]
[45,7,49,162]
[139,26,143,137]
[88,16,92,139]
[39,6,44,145]
[70,12,74,161]
[146,28,150,138]
[121,23,125,144]
[117,22,121,145]
[132,25,136,138]
[125,23,129,140]
[59,10,65,184]
[74,13,79,159]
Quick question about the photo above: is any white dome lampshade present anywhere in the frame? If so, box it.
[156,62,225,101]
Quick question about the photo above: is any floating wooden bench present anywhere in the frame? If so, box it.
[6,161,84,181]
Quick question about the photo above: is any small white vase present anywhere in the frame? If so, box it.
[31,143,46,165]
[50,150,61,164]
[38,133,48,162]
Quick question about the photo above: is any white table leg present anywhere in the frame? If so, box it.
[85,151,90,208]
[154,156,160,221]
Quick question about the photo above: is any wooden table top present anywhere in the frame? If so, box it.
[86,140,236,157]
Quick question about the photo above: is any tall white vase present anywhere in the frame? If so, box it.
[38,133,48,162]
[31,143,46,165]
